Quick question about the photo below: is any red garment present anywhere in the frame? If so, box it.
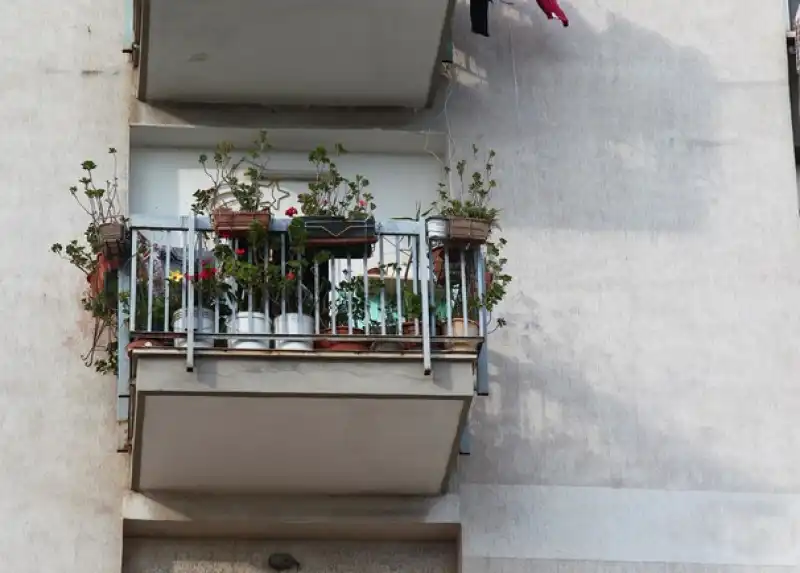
[535,0,569,26]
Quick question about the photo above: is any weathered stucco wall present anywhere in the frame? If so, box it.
[5,0,800,572]
[0,1,132,572]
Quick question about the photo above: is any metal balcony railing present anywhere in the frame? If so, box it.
[119,214,489,389]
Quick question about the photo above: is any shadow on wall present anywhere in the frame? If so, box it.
[446,0,718,233]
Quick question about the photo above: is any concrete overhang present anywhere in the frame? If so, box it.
[136,0,451,107]
[130,351,473,495]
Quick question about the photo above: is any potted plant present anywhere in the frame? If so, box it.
[320,270,374,351]
[192,131,278,239]
[439,237,511,351]
[427,145,500,246]
[167,261,230,348]
[292,144,377,258]
[212,223,275,349]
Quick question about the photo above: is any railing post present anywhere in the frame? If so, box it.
[419,221,432,375]
[476,248,489,396]
[117,257,131,422]
[186,215,195,372]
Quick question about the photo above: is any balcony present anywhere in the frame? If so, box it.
[133,0,452,107]
[123,215,488,495]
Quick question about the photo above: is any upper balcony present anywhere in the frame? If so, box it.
[131,0,452,107]
[122,214,490,496]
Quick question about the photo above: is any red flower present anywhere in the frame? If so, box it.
[199,269,212,280]
[358,199,366,207]
[235,248,245,256]
[286,272,296,281]
[285,206,298,217]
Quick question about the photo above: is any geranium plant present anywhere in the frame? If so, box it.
[296,145,375,219]
[191,131,280,238]
[430,145,500,229]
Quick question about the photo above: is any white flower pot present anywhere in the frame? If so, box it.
[273,313,314,351]
[173,307,215,348]
[446,318,480,351]
[228,311,270,350]
[426,217,449,240]
[211,188,241,211]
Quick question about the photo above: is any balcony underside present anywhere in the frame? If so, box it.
[130,351,473,495]
[138,0,451,107]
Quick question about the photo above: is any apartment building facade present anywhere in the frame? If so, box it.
[3,0,800,572]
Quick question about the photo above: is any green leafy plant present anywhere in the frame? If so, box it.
[296,145,375,219]
[50,149,127,374]
[430,145,500,228]
[192,130,279,215]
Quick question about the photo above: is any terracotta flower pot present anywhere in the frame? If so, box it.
[212,207,271,238]
[317,326,370,351]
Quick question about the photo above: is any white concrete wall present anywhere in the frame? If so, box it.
[129,148,443,218]
[7,0,800,572]
[0,1,131,572]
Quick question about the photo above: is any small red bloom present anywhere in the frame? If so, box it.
[199,269,211,280]
[358,199,366,207]
[235,248,246,256]
[285,206,298,217]
[286,272,296,281]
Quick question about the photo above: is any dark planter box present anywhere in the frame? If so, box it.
[297,216,377,259]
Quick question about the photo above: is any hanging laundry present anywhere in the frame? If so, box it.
[471,0,490,37]
[535,0,569,26]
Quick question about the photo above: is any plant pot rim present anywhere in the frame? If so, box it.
[232,311,267,318]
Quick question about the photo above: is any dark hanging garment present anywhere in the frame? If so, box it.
[535,0,569,26]
[471,0,490,37]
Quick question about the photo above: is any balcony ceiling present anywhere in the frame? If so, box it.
[131,353,473,495]
[140,0,450,107]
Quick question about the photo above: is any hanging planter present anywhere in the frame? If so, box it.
[212,207,271,239]
[297,216,377,258]
[446,217,491,244]
[98,221,129,261]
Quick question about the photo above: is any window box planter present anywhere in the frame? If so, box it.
[426,216,490,245]
[212,207,271,239]
[297,216,377,259]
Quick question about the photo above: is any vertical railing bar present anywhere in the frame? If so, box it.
[186,217,196,371]
[428,244,436,337]
[146,238,154,332]
[346,254,353,335]
[419,221,432,374]
[362,251,369,335]
[164,232,171,333]
[444,248,453,336]
[263,240,274,322]
[214,236,220,334]
[314,261,320,334]
[411,235,419,335]
[129,232,138,332]
[280,234,287,318]
[379,238,386,335]
[248,241,254,333]
[477,248,486,336]
[180,231,186,318]
[459,424,472,455]
[330,259,337,334]
[296,254,302,319]
[395,240,402,334]
[460,248,468,333]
